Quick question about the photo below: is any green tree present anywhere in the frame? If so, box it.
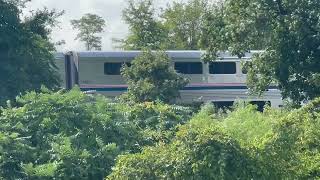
[162,0,208,50]
[121,50,189,103]
[201,0,320,104]
[71,13,106,51]
[119,0,168,50]
[0,0,61,105]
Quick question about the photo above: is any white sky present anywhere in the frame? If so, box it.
[24,0,188,51]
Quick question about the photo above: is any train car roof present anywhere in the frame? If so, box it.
[55,50,263,60]
[76,51,204,59]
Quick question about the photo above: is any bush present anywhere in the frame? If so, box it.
[0,88,139,179]
[261,98,320,179]
[108,106,265,179]
[221,99,320,179]
[113,101,192,145]
[1,88,319,179]
[220,102,284,148]
[108,100,320,179]
[0,88,191,179]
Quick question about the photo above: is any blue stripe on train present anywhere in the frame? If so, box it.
[80,86,278,92]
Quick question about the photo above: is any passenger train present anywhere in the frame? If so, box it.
[54,51,283,109]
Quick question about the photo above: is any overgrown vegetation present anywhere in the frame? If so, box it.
[0,88,191,179]
[109,100,320,180]
[0,89,319,179]
[1,0,320,179]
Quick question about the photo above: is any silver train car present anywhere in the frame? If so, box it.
[54,51,283,109]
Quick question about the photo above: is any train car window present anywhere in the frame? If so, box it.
[213,101,234,109]
[174,62,203,74]
[209,62,236,74]
[104,63,122,75]
[213,101,271,112]
[104,62,131,75]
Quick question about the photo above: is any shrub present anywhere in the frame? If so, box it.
[108,107,264,179]
[262,98,320,179]
[108,100,320,179]
[0,88,139,179]
[113,101,192,145]
[0,88,191,179]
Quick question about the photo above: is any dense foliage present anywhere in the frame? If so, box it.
[108,113,261,179]
[71,13,106,51]
[0,89,191,179]
[0,89,319,179]
[109,101,320,179]
[121,50,189,103]
[2,0,320,179]
[0,0,61,105]
[200,0,320,104]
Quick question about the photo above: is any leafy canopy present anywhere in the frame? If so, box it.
[118,0,168,50]
[119,0,210,50]
[121,50,189,103]
[201,0,320,104]
[71,13,106,51]
[162,0,208,50]
[0,0,61,105]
